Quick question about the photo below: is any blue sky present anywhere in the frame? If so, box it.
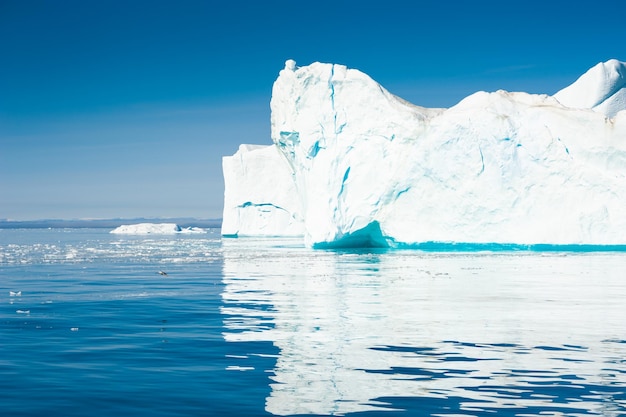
[1,0,625,220]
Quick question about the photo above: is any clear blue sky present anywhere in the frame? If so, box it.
[1,0,625,220]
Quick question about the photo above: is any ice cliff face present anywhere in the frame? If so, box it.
[222,144,304,236]
[222,59,626,247]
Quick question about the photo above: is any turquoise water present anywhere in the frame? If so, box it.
[1,228,625,416]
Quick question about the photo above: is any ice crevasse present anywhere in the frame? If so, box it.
[222,59,626,248]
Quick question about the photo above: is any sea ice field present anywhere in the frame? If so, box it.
[1,227,625,416]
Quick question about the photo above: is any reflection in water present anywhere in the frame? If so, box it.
[221,238,626,416]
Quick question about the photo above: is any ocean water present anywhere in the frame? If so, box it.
[1,228,625,416]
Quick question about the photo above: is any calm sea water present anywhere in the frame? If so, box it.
[1,228,625,416]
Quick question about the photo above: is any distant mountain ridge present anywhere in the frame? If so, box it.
[0,218,222,229]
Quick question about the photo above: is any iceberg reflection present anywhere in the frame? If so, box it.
[221,238,626,416]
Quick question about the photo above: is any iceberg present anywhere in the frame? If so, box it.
[110,223,206,234]
[222,59,626,247]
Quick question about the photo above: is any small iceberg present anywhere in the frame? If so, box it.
[110,223,206,235]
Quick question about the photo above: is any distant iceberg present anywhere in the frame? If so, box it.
[110,223,206,235]
[222,59,626,247]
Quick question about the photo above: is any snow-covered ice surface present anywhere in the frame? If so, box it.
[223,59,626,248]
[110,223,206,235]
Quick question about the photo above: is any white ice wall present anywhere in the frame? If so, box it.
[221,144,304,236]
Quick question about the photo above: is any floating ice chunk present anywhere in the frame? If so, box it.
[180,227,206,234]
[110,223,206,235]
[225,366,255,371]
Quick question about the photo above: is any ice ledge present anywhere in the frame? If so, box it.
[311,221,626,251]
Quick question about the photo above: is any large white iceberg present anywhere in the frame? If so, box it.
[222,59,626,247]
